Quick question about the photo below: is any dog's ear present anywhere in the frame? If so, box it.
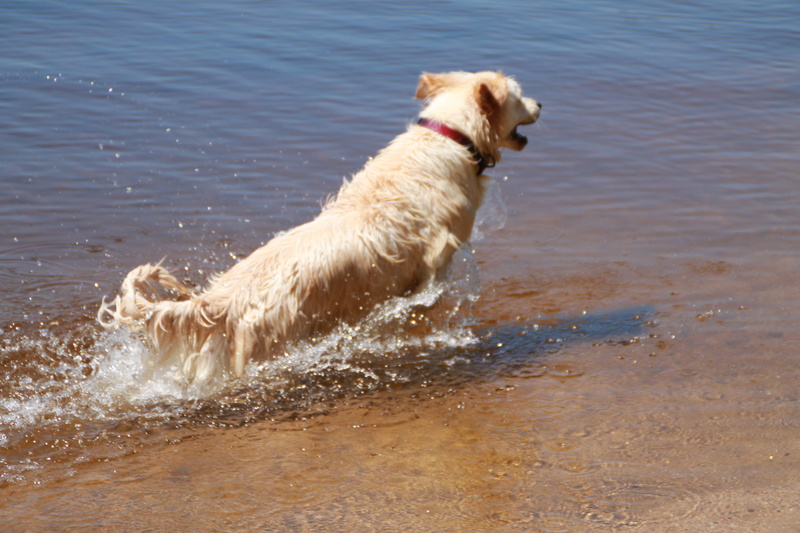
[476,78,508,123]
[416,72,449,99]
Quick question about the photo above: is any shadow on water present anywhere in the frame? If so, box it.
[173,304,656,428]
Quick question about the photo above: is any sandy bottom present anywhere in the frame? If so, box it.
[2,239,798,533]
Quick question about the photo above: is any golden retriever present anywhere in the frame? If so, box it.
[98,71,541,383]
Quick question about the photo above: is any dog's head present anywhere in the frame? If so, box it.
[415,71,540,153]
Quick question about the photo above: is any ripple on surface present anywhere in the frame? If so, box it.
[558,462,701,528]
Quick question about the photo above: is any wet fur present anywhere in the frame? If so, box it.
[98,71,540,383]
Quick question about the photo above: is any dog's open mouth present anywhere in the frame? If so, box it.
[510,127,528,148]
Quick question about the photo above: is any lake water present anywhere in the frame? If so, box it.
[1,1,799,531]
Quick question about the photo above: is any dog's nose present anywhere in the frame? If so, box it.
[536,101,543,110]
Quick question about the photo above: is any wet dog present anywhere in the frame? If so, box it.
[98,71,541,383]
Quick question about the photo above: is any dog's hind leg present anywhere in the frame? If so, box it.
[231,321,257,377]
[182,330,227,383]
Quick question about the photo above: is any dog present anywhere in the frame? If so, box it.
[98,71,541,383]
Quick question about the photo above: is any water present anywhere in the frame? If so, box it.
[2,0,799,531]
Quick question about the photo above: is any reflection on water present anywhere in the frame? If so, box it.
[2,0,800,531]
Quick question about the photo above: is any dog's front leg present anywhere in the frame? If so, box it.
[409,230,464,301]
[426,230,464,282]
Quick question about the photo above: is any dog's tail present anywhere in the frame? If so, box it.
[98,262,191,329]
[98,262,236,382]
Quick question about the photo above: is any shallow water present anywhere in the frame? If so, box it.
[2,1,800,531]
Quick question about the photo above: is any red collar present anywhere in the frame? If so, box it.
[417,118,495,174]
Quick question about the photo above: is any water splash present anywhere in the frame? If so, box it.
[0,266,480,483]
[0,185,508,483]
[471,177,507,242]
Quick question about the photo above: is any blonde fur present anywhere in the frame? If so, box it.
[98,71,541,383]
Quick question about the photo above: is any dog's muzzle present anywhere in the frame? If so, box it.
[511,99,542,148]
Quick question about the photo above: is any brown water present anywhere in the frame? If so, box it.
[2,1,800,531]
